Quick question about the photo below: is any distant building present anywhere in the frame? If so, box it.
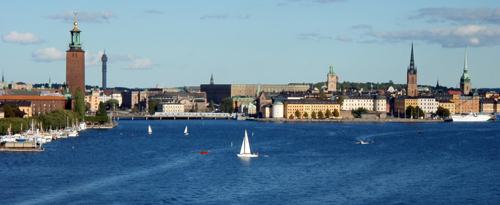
[271,101,284,118]
[459,47,472,95]
[327,64,338,93]
[102,51,107,90]
[406,42,418,97]
[85,88,101,112]
[66,13,85,95]
[480,98,495,114]
[0,100,32,118]
[157,103,184,113]
[262,104,272,118]
[9,82,33,90]
[340,92,387,112]
[284,99,340,119]
[437,99,455,115]
[417,96,438,116]
[148,92,207,112]
[0,94,66,116]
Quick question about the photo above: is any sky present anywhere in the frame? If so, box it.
[1,0,499,89]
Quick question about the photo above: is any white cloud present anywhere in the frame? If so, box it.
[2,31,43,45]
[351,24,373,30]
[411,7,500,25]
[47,11,116,23]
[336,35,352,42]
[31,47,65,62]
[123,58,155,70]
[85,51,105,67]
[296,32,331,40]
[367,25,500,48]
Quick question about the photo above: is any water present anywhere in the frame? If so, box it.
[1,120,499,204]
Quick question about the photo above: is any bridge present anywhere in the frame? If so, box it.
[113,112,235,120]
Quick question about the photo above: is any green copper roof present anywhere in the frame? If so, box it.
[327,64,336,76]
[272,101,283,105]
[460,47,471,84]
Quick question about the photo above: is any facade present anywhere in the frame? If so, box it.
[480,98,495,114]
[122,90,148,109]
[100,91,123,107]
[0,95,66,116]
[85,89,101,112]
[148,92,207,112]
[66,14,85,95]
[417,97,439,114]
[437,100,455,115]
[327,64,338,92]
[102,51,107,90]
[201,83,310,104]
[406,42,418,97]
[262,104,272,118]
[232,97,255,113]
[244,102,257,115]
[459,48,472,95]
[157,103,184,113]
[451,93,480,114]
[341,93,387,112]
[9,82,33,90]
[0,100,33,118]
[394,97,419,116]
[271,101,284,118]
[284,99,340,119]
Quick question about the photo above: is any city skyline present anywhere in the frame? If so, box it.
[1,0,499,89]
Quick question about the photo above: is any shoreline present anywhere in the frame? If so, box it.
[248,118,445,123]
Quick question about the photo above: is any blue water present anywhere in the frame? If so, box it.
[1,120,499,204]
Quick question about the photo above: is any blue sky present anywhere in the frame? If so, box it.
[1,0,499,89]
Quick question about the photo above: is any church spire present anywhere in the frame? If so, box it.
[408,41,417,74]
[210,73,214,85]
[464,46,468,72]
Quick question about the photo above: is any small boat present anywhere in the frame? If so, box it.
[417,131,422,134]
[355,140,373,145]
[184,126,188,135]
[148,125,152,134]
[199,151,210,154]
[237,130,258,158]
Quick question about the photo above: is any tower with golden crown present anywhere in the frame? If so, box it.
[66,12,85,95]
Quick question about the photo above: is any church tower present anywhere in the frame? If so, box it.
[406,42,418,97]
[102,50,108,90]
[66,12,85,95]
[327,63,338,92]
[210,73,214,85]
[460,47,471,95]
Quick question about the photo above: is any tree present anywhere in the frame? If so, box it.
[148,101,160,114]
[311,111,317,119]
[195,103,198,112]
[220,97,234,113]
[2,104,25,118]
[351,107,368,118]
[333,109,340,117]
[295,110,301,118]
[319,90,326,100]
[325,109,332,118]
[405,105,414,118]
[131,106,140,113]
[105,99,120,110]
[303,112,309,118]
[436,106,451,117]
[73,87,86,117]
[337,95,344,107]
[318,111,324,119]
[209,100,214,112]
[96,102,107,117]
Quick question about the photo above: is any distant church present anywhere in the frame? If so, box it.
[66,12,85,95]
[460,47,471,95]
[327,64,338,92]
[406,42,418,97]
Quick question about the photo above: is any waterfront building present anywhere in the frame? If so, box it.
[327,64,338,93]
[122,90,148,110]
[201,82,311,104]
[100,90,123,107]
[102,51,107,90]
[0,100,32,118]
[480,98,495,114]
[148,92,206,112]
[0,94,66,116]
[156,103,184,113]
[394,97,418,116]
[262,104,272,118]
[244,102,257,115]
[271,101,284,118]
[340,92,387,112]
[451,91,480,114]
[232,97,255,113]
[66,13,85,95]
[256,92,273,115]
[417,96,439,116]
[459,47,472,95]
[85,88,100,112]
[406,42,418,97]
[284,99,340,119]
[437,100,455,115]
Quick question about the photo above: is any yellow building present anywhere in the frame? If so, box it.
[480,99,495,114]
[284,99,340,119]
[85,89,101,112]
[450,93,480,114]
[394,97,418,115]
[437,100,455,115]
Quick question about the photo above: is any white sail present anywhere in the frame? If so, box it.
[184,126,188,135]
[238,130,258,157]
[148,125,152,134]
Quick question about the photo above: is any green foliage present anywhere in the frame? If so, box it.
[436,106,451,117]
[319,90,326,100]
[333,109,340,117]
[131,106,140,113]
[220,98,234,113]
[337,95,344,107]
[2,104,25,118]
[96,102,107,117]
[295,110,301,118]
[105,99,120,110]
[325,109,332,118]
[0,117,31,134]
[195,103,198,112]
[313,82,326,90]
[72,87,86,117]
[311,111,317,119]
[36,109,80,131]
[84,116,109,123]
[318,111,324,119]
[405,106,424,118]
[351,107,368,118]
[148,100,160,115]
[303,112,309,118]
[209,100,215,112]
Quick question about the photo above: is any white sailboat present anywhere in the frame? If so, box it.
[148,125,152,134]
[184,126,188,135]
[237,130,258,158]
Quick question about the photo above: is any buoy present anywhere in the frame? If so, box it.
[231,142,233,147]
[120,133,123,135]
[72,146,74,148]
[132,134,134,136]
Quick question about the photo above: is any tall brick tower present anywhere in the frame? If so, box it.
[406,42,418,97]
[66,12,85,95]
[327,63,338,93]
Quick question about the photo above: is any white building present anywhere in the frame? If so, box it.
[417,97,438,115]
[100,92,123,107]
[272,101,284,118]
[340,94,386,112]
[157,103,184,113]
